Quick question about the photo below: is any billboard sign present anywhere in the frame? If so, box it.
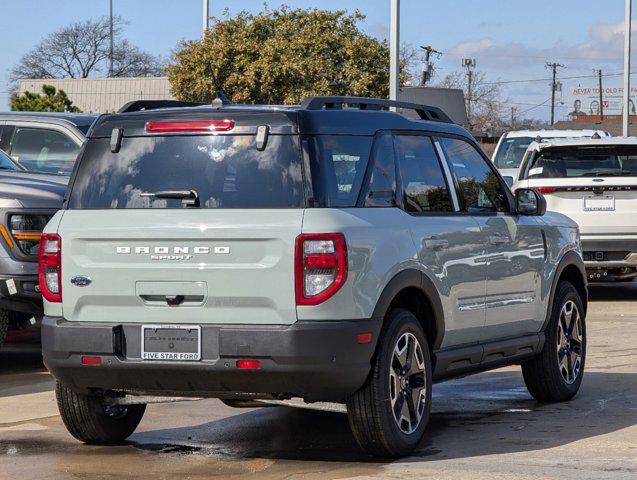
[568,84,637,117]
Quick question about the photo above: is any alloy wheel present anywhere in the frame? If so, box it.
[389,332,427,434]
[556,300,583,384]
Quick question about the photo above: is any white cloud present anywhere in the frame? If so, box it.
[446,20,637,70]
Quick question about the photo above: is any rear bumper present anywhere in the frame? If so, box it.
[581,237,637,270]
[42,316,382,402]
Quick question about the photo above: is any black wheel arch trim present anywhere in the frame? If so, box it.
[542,250,588,331]
[371,269,445,350]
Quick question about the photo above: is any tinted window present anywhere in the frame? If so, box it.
[10,128,80,175]
[0,149,22,171]
[68,135,304,209]
[395,135,453,213]
[528,146,637,178]
[439,137,508,213]
[363,133,396,207]
[306,135,372,207]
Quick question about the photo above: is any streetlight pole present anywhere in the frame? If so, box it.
[623,0,632,137]
[203,0,210,39]
[109,0,114,77]
[389,0,400,105]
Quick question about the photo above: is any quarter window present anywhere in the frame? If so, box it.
[438,137,509,213]
[363,133,396,207]
[395,135,453,213]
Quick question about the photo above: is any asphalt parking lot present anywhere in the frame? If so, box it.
[0,283,635,480]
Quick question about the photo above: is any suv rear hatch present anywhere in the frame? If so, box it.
[56,113,305,325]
[523,144,637,236]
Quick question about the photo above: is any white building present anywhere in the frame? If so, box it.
[17,77,175,113]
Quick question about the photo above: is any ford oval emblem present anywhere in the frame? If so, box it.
[70,276,92,287]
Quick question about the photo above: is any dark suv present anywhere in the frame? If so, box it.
[0,112,97,345]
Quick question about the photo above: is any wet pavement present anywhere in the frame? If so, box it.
[0,283,635,479]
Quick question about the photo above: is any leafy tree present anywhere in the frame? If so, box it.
[11,16,163,82]
[168,6,406,104]
[11,85,81,112]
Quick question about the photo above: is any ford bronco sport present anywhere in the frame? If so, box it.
[41,97,587,457]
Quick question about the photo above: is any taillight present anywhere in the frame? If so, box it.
[38,233,61,302]
[145,120,235,133]
[535,187,559,194]
[295,233,347,306]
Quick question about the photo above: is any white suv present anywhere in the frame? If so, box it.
[513,137,637,282]
[492,129,609,184]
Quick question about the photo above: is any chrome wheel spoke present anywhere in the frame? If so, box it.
[388,331,428,435]
[556,300,583,385]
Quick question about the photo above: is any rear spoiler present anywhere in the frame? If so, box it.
[118,100,206,113]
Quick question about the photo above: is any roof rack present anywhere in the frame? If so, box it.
[118,100,206,113]
[300,96,453,124]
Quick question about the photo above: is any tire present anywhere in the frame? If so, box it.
[55,382,146,444]
[522,281,586,402]
[0,309,8,347]
[346,308,432,457]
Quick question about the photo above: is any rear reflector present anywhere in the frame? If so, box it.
[357,333,373,344]
[81,356,102,366]
[535,187,559,194]
[236,359,261,370]
[145,120,235,133]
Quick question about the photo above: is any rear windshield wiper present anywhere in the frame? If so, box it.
[140,189,200,207]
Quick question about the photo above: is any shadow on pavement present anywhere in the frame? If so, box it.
[130,370,636,463]
[588,281,637,301]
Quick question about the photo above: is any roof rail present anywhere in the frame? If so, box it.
[300,96,453,123]
[118,100,206,113]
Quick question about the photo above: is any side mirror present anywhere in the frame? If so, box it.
[516,188,547,216]
[503,176,514,188]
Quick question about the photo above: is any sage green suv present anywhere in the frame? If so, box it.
[41,97,587,457]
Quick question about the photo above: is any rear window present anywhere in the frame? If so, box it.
[306,135,373,207]
[68,135,304,209]
[528,146,637,179]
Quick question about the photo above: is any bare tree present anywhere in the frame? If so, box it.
[11,16,164,83]
[436,70,510,132]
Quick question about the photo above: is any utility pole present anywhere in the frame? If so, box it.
[623,0,632,137]
[203,0,210,38]
[596,69,604,120]
[420,45,442,86]
[108,0,114,77]
[389,0,400,104]
[462,58,476,127]
[546,62,564,126]
[511,106,516,129]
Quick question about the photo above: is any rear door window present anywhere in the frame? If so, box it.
[395,135,453,213]
[10,127,80,175]
[306,136,372,207]
[68,135,304,209]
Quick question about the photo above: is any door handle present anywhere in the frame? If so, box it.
[489,235,508,246]
[425,238,449,250]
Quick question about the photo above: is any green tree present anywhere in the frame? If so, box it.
[167,6,398,104]
[11,85,81,112]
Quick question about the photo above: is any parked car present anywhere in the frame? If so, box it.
[0,112,97,346]
[492,129,610,184]
[41,97,587,457]
[513,136,637,282]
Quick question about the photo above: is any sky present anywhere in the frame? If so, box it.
[0,0,634,121]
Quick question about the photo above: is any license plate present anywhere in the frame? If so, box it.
[141,325,201,361]
[583,195,615,212]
